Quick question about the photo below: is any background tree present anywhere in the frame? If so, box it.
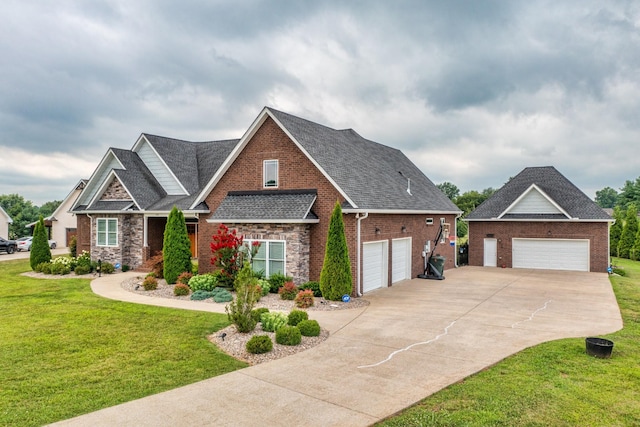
[163,206,192,284]
[617,177,640,209]
[609,206,624,257]
[436,182,460,200]
[38,200,62,218]
[618,204,638,259]
[30,216,51,270]
[455,190,489,216]
[632,226,640,261]
[595,186,618,208]
[320,201,352,301]
[0,194,39,239]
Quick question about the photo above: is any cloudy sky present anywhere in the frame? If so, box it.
[2,1,639,206]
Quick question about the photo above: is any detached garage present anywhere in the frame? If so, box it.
[466,166,613,273]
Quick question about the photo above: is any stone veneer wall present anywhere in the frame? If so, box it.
[91,214,144,269]
[225,223,312,285]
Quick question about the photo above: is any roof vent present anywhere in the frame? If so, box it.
[399,171,412,195]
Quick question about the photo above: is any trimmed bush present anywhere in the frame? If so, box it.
[177,272,193,285]
[101,262,115,274]
[276,325,302,346]
[257,279,270,296]
[163,206,193,284]
[30,216,52,271]
[261,312,288,332]
[143,253,164,278]
[143,275,158,291]
[74,264,91,275]
[173,283,190,296]
[278,281,298,300]
[188,274,217,292]
[122,264,130,272]
[298,319,321,337]
[36,262,52,274]
[69,235,77,258]
[299,281,321,297]
[190,290,215,300]
[295,289,315,308]
[50,263,70,275]
[246,335,273,354]
[251,307,270,324]
[268,272,293,293]
[75,251,92,272]
[288,309,309,326]
[213,289,233,303]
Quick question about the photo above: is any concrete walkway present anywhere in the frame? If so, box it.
[51,267,622,426]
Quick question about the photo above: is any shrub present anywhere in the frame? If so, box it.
[30,216,52,271]
[36,262,52,274]
[320,202,352,300]
[190,290,215,300]
[50,263,70,275]
[213,288,233,303]
[251,307,270,323]
[69,235,77,258]
[173,283,190,296]
[143,275,158,291]
[288,309,309,326]
[618,204,638,259]
[298,319,321,337]
[101,262,115,274]
[257,279,270,296]
[122,264,130,272]
[74,264,91,275]
[295,289,315,308]
[163,206,193,284]
[299,281,322,297]
[226,262,259,333]
[268,272,292,293]
[75,251,92,271]
[278,281,298,300]
[246,335,273,354]
[210,224,244,288]
[276,325,302,346]
[260,311,288,332]
[612,268,626,276]
[143,252,164,278]
[188,274,217,292]
[177,272,193,285]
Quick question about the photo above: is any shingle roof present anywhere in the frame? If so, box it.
[466,166,612,221]
[267,108,460,213]
[210,190,319,222]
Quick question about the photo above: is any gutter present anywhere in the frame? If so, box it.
[355,212,368,297]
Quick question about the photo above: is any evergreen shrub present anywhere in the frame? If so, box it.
[276,325,301,346]
[246,335,273,354]
[298,320,321,337]
[261,312,288,332]
[288,309,308,326]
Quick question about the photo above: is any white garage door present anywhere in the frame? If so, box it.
[512,238,589,272]
[363,241,388,292]
[392,238,411,283]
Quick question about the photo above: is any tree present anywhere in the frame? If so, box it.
[320,201,352,301]
[617,177,640,209]
[0,194,39,239]
[595,187,618,208]
[455,190,488,216]
[163,206,192,284]
[436,182,460,200]
[456,219,468,238]
[210,224,243,288]
[39,200,62,218]
[617,204,638,259]
[609,206,624,257]
[632,226,640,261]
[30,216,51,270]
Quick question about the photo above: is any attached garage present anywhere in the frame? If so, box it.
[512,238,589,272]
[363,241,388,292]
[391,238,411,283]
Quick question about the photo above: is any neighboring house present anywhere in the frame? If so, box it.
[465,166,613,272]
[0,205,12,239]
[72,107,461,295]
[26,180,86,247]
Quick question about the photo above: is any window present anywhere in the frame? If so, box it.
[97,218,118,246]
[263,159,278,188]
[246,239,285,277]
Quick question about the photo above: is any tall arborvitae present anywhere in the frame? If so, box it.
[618,204,638,259]
[319,201,352,301]
[30,216,51,270]
[163,206,193,284]
[609,206,623,257]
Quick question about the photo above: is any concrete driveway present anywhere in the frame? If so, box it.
[51,267,622,427]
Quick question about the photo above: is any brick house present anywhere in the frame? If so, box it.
[72,107,461,294]
[465,166,613,272]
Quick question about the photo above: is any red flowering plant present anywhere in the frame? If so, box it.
[210,224,244,288]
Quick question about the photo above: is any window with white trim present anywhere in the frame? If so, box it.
[97,218,118,246]
[263,159,278,188]
[246,239,285,277]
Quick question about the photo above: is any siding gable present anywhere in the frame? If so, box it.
[75,153,123,207]
[499,184,569,218]
[134,138,187,196]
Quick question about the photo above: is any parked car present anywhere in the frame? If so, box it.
[0,237,17,254]
[16,236,57,251]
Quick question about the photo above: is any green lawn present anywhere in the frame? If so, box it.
[378,257,640,426]
[0,259,246,427]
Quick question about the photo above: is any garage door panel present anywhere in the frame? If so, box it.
[363,241,387,292]
[392,238,411,283]
[512,239,589,272]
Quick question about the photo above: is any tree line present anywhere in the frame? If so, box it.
[0,194,62,239]
[436,182,497,238]
[595,177,640,209]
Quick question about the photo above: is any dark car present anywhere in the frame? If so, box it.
[0,237,17,254]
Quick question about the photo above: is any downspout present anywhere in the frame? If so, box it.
[356,212,368,297]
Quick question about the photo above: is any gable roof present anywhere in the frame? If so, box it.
[193,107,460,214]
[466,166,612,222]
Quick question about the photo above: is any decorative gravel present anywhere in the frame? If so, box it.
[120,275,369,365]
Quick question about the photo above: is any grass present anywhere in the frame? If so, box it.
[0,259,247,427]
[378,257,640,427]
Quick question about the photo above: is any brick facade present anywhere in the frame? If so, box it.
[467,221,609,272]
